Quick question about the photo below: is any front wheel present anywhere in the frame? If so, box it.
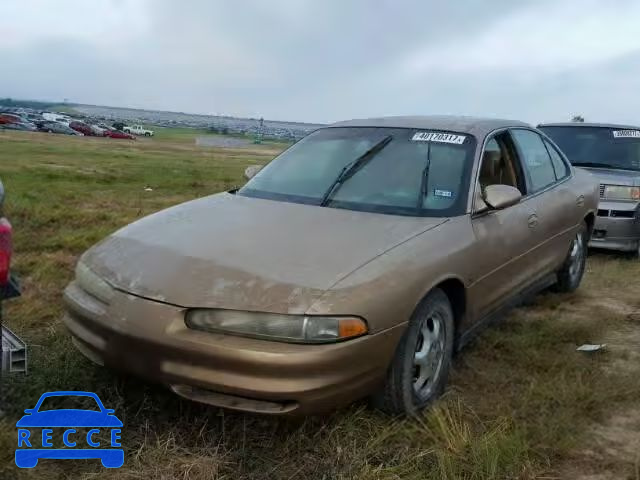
[372,288,454,416]
[553,223,588,293]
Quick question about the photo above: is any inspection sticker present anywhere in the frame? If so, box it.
[434,189,453,198]
[412,131,466,144]
[612,130,640,138]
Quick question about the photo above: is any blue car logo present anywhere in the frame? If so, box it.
[15,391,123,468]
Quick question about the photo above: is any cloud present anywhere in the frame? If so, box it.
[402,0,640,75]
[0,0,639,124]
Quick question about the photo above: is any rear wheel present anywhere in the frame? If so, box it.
[372,288,454,415]
[553,223,587,293]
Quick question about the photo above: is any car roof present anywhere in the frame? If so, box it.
[327,115,531,138]
[538,122,640,130]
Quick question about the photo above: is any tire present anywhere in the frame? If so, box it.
[553,222,588,293]
[372,288,455,416]
[144,132,151,137]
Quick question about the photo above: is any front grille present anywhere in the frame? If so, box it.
[597,209,609,217]
[599,184,605,198]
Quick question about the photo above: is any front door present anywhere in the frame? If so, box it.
[466,131,539,322]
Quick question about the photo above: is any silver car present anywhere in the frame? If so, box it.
[539,122,640,256]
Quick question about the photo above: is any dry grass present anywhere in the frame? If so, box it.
[1,130,639,479]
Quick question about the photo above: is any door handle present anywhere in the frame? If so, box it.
[528,214,538,229]
[576,195,585,207]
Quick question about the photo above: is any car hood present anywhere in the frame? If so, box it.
[82,193,447,314]
[577,167,640,186]
[16,410,123,428]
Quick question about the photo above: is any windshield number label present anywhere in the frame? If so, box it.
[612,130,640,138]
[412,132,466,144]
[434,189,453,198]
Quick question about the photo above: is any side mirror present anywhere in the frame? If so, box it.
[244,165,263,181]
[105,409,115,414]
[483,184,522,210]
[24,409,35,414]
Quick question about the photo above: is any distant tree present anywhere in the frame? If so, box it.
[571,115,585,123]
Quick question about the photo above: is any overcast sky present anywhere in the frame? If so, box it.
[1,0,640,124]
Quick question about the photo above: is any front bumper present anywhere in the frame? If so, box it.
[63,282,404,415]
[590,201,640,252]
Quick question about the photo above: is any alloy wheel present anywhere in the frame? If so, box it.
[413,312,446,398]
[568,232,585,282]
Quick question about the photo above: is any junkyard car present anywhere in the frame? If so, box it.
[36,121,83,136]
[64,116,598,415]
[105,129,136,140]
[69,121,96,137]
[539,122,640,255]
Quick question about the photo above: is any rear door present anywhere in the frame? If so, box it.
[510,128,577,276]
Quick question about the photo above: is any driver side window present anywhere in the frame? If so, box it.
[475,132,525,211]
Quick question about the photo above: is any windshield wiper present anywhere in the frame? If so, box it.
[572,162,620,169]
[320,135,393,206]
[417,141,432,209]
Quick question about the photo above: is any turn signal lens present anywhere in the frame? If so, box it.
[338,318,368,338]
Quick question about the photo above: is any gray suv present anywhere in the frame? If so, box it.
[539,123,640,256]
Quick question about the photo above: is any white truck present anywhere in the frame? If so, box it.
[123,125,154,137]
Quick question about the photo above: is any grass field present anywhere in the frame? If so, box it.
[0,130,639,479]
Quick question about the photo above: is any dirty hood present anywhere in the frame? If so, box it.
[82,193,447,314]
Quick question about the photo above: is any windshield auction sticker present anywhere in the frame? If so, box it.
[411,132,467,144]
[612,130,640,138]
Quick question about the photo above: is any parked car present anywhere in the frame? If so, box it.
[0,113,22,124]
[539,122,640,256]
[105,129,135,140]
[36,121,83,136]
[123,125,154,136]
[42,112,71,123]
[63,116,598,416]
[0,121,37,132]
[69,121,95,136]
[89,125,106,136]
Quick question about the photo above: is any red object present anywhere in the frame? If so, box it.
[69,121,95,136]
[0,217,12,286]
[0,114,21,125]
[106,130,135,140]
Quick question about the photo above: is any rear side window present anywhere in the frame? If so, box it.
[543,139,570,180]
[511,129,557,193]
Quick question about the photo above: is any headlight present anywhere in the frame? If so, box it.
[75,261,114,304]
[603,185,640,201]
[185,309,368,343]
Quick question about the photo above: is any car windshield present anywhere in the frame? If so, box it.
[540,126,640,171]
[38,395,101,412]
[238,127,476,216]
